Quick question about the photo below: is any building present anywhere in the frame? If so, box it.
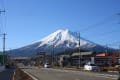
[71,51,95,66]
[58,54,71,67]
[71,51,120,66]
[31,52,45,65]
[94,52,119,66]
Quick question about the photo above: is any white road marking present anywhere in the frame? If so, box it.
[42,68,118,80]
[23,70,38,80]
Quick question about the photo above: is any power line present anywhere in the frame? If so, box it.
[108,41,120,46]
[77,13,120,48]
[0,10,5,14]
[92,29,120,39]
[80,13,118,33]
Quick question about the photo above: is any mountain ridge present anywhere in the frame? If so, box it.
[8,29,116,57]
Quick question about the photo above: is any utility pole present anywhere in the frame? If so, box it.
[119,44,120,64]
[0,9,6,65]
[52,43,54,66]
[3,33,6,54]
[105,44,108,56]
[78,32,81,68]
[2,33,6,65]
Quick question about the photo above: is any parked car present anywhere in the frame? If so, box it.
[44,63,51,68]
[84,63,100,71]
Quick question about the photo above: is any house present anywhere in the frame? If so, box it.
[94,52,119,66]
[58,54,71,67]
[31,52,46,65]
[71,51,95,66]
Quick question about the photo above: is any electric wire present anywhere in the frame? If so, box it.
[80,14,118,32]
[77,13,120,48]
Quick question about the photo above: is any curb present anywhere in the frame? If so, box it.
[22,70,38,80]
[12,70,15,80]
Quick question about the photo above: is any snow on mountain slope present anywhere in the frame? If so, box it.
[9,29,116,57]
[38,29,96,48]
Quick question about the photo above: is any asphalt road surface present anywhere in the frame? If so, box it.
[22,67,119,80]
[0,69,14,80]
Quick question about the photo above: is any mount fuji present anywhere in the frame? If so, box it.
[9,29,116,57]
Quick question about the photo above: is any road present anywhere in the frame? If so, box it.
[0,68,15,80]
[22,67,119,80]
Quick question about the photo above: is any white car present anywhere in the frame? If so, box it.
[44,63,51,68]
[84,63,100,71]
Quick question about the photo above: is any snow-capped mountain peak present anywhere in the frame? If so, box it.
[39,29,95,48]
[9,29,116,57]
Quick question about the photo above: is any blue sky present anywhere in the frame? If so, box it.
[0,0,120,50]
